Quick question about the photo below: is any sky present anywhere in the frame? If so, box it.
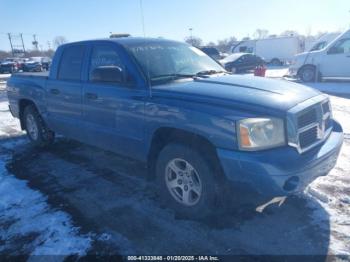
[0,0,349,51]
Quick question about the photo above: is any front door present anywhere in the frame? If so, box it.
[82,43,146,159]
[322,38,350,78]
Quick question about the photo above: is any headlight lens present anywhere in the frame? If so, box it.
[237,118,285,150]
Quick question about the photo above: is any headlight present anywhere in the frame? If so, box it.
[237,118,285,150]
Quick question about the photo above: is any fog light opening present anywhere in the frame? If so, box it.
[283,176,299,191]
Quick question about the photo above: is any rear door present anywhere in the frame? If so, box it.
[46,44,85,138]
[82,43,146,159]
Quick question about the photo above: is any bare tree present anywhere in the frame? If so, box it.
[280,30,299,37]
[206,41,216,46]
[0,50,11,60]
[254,29,269,39]
[184,36,203,47]
[216,36,237,52]
[53,36,67,49]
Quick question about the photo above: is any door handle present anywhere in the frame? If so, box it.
[50,88,60,95]
[85,92,98,100]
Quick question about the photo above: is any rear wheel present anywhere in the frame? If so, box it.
[23,105,55,147]
[156,143,217,218]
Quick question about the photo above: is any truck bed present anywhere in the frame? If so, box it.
[12,71,49,79]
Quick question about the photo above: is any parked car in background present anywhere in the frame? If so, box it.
[231,36,304,65]
[23,57,43,72]
[23,57,52,72]
[16,58,28,72]
[7,37,343,217]
[220,53,265,73]
[41,57,52,71]
[199,46,221,61]
[0,58,19,74]
[289,29,350,82]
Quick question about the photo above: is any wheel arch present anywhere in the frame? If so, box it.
[297,64,322,82]
[147,127,224,180]
[297,64,316,76]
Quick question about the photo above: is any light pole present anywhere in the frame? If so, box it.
[189,28,193,45]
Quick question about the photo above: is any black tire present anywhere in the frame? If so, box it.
[156,143,217,218]
[270,58,282,66]
[23,105,55,147]
[299,65,316,82]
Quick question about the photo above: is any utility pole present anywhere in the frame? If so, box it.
[20,33,26,54]
[189,28,193,45]
[47,41,51,50]
[8,33,14,56]
[32,34,39,50]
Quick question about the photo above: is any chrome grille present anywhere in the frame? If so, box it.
[297,108,317,128]
[287,95,333,154]
[299,126,318,148]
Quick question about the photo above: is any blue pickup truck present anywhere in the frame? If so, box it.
[6,37,343,217]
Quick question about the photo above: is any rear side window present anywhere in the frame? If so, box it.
[58,45,85,81]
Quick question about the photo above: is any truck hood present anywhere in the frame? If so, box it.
[152,74,321,112]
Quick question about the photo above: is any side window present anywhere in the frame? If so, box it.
[239,55,248,63]
[58,45,85,81]
[246,47,254,53]
[89,45,126,83]
[329,38,350,54]
[239,46,247,52]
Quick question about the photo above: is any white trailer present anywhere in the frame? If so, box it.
[231,36,304,65]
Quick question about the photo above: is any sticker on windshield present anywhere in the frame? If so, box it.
[189,46,206,56]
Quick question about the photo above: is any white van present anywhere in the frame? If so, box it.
[231,36,304,65]
[289,29,350,82]
[307,32,341,52]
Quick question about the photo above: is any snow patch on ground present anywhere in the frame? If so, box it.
[0,154,92,256]
[305,82,350,97]
[265,66,289,78]
[0,90,92,256]
[305,95,350,255]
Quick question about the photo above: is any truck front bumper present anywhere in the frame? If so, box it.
[217,120,343,197]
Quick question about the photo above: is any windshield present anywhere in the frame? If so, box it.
[220,53,244,64]
[126,41,224,83]
[310,41,327,51]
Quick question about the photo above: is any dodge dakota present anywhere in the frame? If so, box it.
[6,37,343,217]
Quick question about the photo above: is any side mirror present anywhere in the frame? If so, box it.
[327,46,343,55]
[90,66,124,83]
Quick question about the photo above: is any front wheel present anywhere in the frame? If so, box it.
[299,66,316,82]
[156,143,217,218]
[23,105,55,147]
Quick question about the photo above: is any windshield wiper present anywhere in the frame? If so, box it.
[195,70,227,76]
[150,73,195,81]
